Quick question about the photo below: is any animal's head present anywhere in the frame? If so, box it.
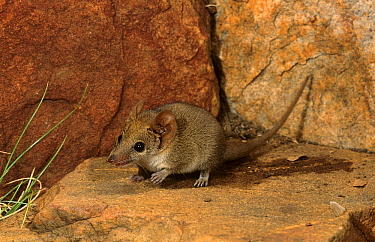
[107,101,177,167]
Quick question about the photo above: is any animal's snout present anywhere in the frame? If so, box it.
[107,155,116,164]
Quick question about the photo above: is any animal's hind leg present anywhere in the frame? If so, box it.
[194,170,210,187]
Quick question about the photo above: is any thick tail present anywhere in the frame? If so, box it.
[224,75,312,162]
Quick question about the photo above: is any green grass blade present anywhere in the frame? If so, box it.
[32,135,67,187]
[0,84,88,223]
[1,84,88,180]
[0,84,49,184]
[1,180,27,202]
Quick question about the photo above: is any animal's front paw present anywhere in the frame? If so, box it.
[150,169,172,184]
[150,172,165,184]
[129,174,145,182]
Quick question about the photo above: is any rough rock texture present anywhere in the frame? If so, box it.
[0,0,218,187]
[215,0,375,151]
[0,141,374,241]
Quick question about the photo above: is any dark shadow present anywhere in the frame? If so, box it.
[295,75,314,141]
[159,152,352,189]
[331,208,375,242]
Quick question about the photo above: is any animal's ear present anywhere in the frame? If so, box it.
[129,100,145,120]
[150,110,177,149]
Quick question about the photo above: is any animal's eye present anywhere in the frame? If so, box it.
[117,134,123,144]
[133,142,145,152]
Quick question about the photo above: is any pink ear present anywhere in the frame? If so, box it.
[150,110,177,149]
[129,100,145,119]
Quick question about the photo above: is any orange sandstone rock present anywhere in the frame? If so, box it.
[0,0,218,187]
[215,0,375,151]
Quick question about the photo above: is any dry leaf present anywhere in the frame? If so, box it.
[330,201,346,216]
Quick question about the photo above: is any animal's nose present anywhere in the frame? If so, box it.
[107,155,116,164]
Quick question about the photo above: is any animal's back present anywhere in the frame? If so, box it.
[156,103,226,173]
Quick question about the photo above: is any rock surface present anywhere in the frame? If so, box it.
[215,0,375,152]
[0,0,218,187]
[1,141,374,241]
